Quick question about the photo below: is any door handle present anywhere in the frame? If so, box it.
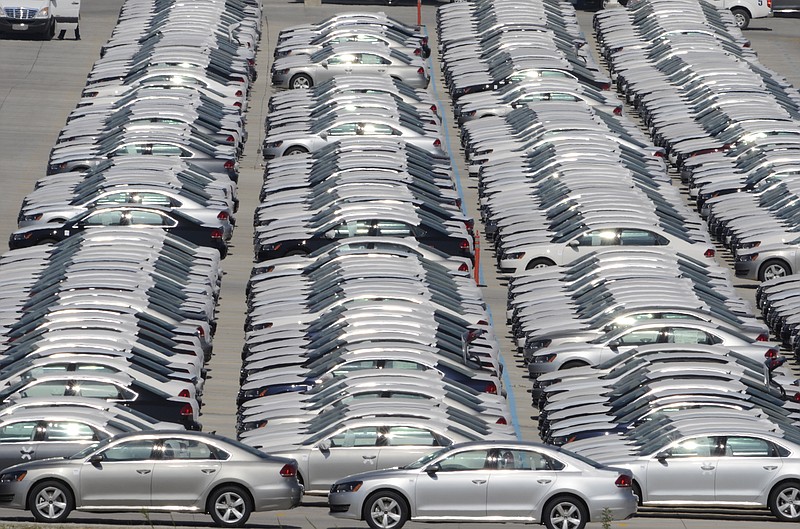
[700,465,715,471]
[201,469,217,474]
[362,455,376,460]
[136,469,151,474]
[472,480,486,485]
[537,479,552,484]
[763,466,778,471]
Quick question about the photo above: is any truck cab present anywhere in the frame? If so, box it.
[0,0,79,40]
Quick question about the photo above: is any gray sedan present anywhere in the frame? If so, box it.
[328,440,637,529]
[271,44,429,89]
[0,430,302,527]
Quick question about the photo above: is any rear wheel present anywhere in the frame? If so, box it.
[284,146,308,156]
[38,238,59,245]
[364,490,408,529]
[769,481,800,521]
[208,485,251,528]
[526,257,555,270]
[29,480,73,523]
[543,495,588,529]
[759,259,790,282]
[561,361,589,370]
[731,8,750,29]
[632,481,643,506]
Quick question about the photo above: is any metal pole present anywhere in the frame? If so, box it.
[417,0,421,27]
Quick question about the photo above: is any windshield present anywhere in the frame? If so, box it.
[402,445,454,469]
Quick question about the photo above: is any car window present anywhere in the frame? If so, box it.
[128,210,169,226]
[616,328,662,345]
[359,53,389,65]
[0,421,38,442]
[619,229,661,245]
[136,192,174,207]
[575,229,618,246]
[83,210,125,227]
[70,381,125,399]
[438,449,491,471]
[161,438,229,460]
[327,123,359,136]
[328,53,357,65]
[358,123,398,136]
[151,144,184,156]
[95,192,130,206]
[101,439,157,461]
[21,380,68,398]
[668,436,718,458]
[331,220,372,238]
[374,220,412,236]
[493,449,565,471]
[723,437,778,457]
[383,426,440,447]
[328,427,379,448]
[665,327,718,345]
[44,421,98,441]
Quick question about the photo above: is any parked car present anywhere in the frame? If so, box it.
[0,430,302,527]
[329,440,637,529]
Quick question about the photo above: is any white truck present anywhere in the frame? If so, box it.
[708,0,773,29]
[0,0,79,40]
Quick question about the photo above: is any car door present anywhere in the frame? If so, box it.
[150,437,225,507]
[307,426,380,491]
[34,420,102,462]
[600,327,664,362]
[357,52,391,75]
[644,435,720,502]
[714,436,784,502]
[414,448,491,518]
[79,438,157,507]
[375,426,444,471]
[486,448,559,518]
[663,326,720,345]
[0,420,40,471]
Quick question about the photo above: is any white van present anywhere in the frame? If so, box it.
[0,0,79,40]
[708,0,773,28]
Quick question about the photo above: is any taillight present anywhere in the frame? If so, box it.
[414,48,421,55]
[496,417,507,425]
[433,138,441,148]
[235,90,243,97]
[459,240,470,250]
[465,219,474,232]
[180,403,193,416]
[217,211,229,221]
[758,334,770,343]
[654,151,665,158]
[226,135,235,143]
[197,326,206,339]
[422,37,428,46]
[280,463,297,477]
[599,82,611,90]
[765,348,778,358]
[234,101,242,108]
[613,106,622,116]
[615,475,632,488]
[179,389,191,398]
[430,104,438,114]
[485,382,497,394]
[417,67,425,75]
[704,248,715,258]
[211,229,223,239]
[224,160,235,170]
[458,263,469,272]
[793,392,800,403]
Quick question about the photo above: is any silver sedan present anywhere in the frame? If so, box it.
[329,440,636,529]
[0,430,302,527]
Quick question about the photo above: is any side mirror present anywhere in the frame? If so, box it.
[319,131,327,141]
[655,450,670,461]
[567,239,580,247]
[317,439,331,452]
[324,230,336,239]
[320,60,328,68]
[425,462,441,474]
[89,453,104,465]
[608,340,620,350]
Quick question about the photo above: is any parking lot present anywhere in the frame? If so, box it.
[2,1,800,528]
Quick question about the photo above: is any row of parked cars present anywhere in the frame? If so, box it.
[436,0,800,523]
[0,0,312,527]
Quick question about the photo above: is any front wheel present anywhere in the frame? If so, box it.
[289,73,312,89]
[283,146,308,156]
[759,259,790,282]
[526,257,555,270]
[29,480,73,523]
[208,486,251,528]
[731,8,750,29]
[543,495,588,529]
[769,481,800,521]
[364,491,409,529]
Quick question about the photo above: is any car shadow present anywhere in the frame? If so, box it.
[637,506,775,522]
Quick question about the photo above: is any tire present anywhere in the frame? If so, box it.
[759,259,790,282]
[542,495,588,529]
[284,249,308,257]
[560,361,589,370]
[526,257,555,270]
[632,481,644,506]
[208,486,252,528]
[731,8,750,29]
[283,146,308,156]
[769,481,800,522]
[29,480,73,523]
[363,490,409,529]
[37,238,59,245]
[289,74,312,89]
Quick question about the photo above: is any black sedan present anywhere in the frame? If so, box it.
[9,206,227,257]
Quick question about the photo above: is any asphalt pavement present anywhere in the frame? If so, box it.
[1,1,799,528]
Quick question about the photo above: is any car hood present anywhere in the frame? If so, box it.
[335,467,419,485]
[1,456,80,474]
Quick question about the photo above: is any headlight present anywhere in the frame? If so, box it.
[35,7,50,18]
[736,253,758,262]
[22,214,43,222]
[330,481,362,493]
[0,471,27,482]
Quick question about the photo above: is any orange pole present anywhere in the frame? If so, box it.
[473,230,480,284]
[417,0,421,27]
